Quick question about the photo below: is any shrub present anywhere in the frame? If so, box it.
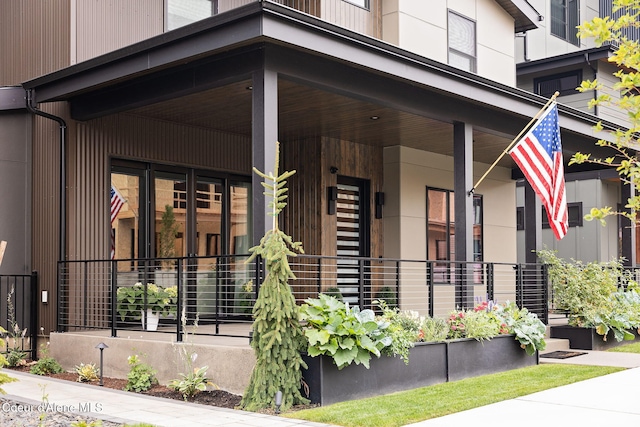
[169,365,212,400]
[419,317,449,342]
[125,354,157,392]
[375,301,420,364]
[30,343,64,376]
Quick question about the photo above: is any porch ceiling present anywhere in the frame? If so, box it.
[129,78,516,167]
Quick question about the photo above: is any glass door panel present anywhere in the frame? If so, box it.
[110,172,141,269]
[229,182,252,316]
[154,172,187,269]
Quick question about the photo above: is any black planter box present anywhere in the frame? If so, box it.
[550,325,640,350]
[302,335,538,405]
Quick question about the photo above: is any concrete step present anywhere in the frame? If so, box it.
[541,337,571,353]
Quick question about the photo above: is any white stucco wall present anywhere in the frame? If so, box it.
[383,145,517,263]
[382,0,516,85]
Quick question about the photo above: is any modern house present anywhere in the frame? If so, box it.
[0,0,629,389]
[515,0,639,265]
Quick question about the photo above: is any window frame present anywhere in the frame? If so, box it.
[447,10,477,73]
[534,70,582,98]
[342,0,370,10]
[550,0,580,46]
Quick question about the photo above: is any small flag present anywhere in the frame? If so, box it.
[110,186,125,223]
[509,103,568,240]
[110,186,125,259]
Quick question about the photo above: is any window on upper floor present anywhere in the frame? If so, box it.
[534,70,582,98]
[343,0,369,9]
[550,0,580,46]
[448,11,476,73]
[167,0,216,31]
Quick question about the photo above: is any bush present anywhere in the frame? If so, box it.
[30,356,64,376]
[125,354,157,392]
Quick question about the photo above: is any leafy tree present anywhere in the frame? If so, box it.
[238,142,309,412]
[159,204,179,268]
[569,0,640,224]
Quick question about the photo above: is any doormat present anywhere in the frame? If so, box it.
[540,351,587,359]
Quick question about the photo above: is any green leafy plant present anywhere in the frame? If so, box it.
[169,365,212,400]
[125,354,157,392]
[375,286,398,308]
[537,249,640,342]
[495,302,547,356]
[30,343,64,375]
[117,282,177,320]
[75,362,99,383]
[3,285,29,367]
[71,420,103,427]
[419,316,449,342]
[239,141,309,412]
[375,300,420,364]
[300,294,391,369]
[0,326,18,393]
[321,286,343,301]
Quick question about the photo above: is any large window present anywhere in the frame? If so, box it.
[110,160,250,263]
[550,0,580,46]
[426,188,483,262]
[167,0,215,31]
[448,11,476,73]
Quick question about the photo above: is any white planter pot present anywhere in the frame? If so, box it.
[142,309,159,331]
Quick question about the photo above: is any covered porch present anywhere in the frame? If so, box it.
[22,2,618,345]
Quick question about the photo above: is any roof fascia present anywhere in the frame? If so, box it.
[494,0,541,32]
[517,46,614,75]
[23,1,616,138]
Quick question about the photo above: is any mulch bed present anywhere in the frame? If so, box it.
[6,364,242,409]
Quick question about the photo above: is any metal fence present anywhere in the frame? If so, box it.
[0,272,38,360]
[58,255,549,340]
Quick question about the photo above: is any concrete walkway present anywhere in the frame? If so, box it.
[2,349,640,427]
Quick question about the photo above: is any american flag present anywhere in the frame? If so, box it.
[509,103,568,240]
[110,186,125,259]
[110,186,125,223]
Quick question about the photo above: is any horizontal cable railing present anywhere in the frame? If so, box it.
[58,255,550,340]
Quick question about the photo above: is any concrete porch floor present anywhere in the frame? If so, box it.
[49,323,255,395]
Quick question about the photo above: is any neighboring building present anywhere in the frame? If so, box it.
[515,0,639,264]
[0,0,621,337]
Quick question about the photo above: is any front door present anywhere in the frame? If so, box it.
[336,177,370,306]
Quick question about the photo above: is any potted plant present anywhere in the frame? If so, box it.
[538,249,640,349]
[117,282,178,330]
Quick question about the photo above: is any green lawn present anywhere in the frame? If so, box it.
[284,364,623,427]
[607,342,640,353]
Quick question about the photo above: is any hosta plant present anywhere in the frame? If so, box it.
[300,294,391,369]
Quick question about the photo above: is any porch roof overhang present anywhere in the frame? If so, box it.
[22,0,617,170]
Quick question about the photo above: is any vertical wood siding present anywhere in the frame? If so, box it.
[321,0,381,38]
[34,111,251,334]
[74,0,164,63]
[0,0,70,85]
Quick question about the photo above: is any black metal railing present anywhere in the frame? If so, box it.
[0,271,38,360]
[58,255,550,339]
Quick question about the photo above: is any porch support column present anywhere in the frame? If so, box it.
[621,183,635,267]
[524,182,541,264]
[251,69,278,246]
[453,121,474,308]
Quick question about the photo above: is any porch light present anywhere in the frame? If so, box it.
[95,342,108,386]
[275,390,283,414]
[370,115,379,120]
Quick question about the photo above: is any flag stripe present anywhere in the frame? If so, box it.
[110,186,125,259]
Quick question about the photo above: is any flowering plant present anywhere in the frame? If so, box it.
[117,282,178,320]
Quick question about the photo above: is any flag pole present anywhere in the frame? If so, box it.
[468,91,560,195]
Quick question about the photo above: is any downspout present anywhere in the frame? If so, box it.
[584,52,598,116]
[24,89,67,264]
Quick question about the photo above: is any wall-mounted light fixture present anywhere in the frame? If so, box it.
[329,166,338,174]
[375,192,385,219]
[328,186,338,215]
